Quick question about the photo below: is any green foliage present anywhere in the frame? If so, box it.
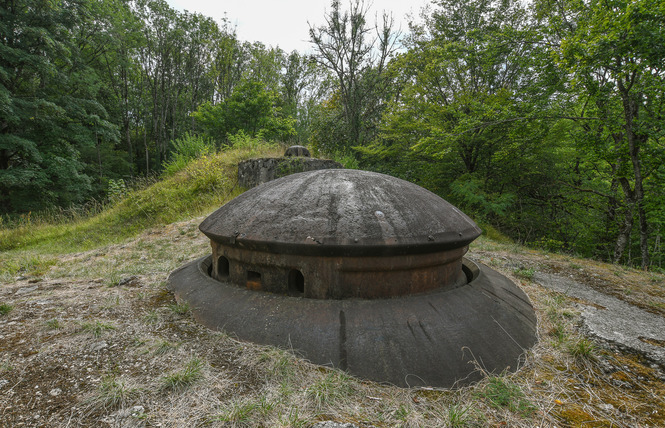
[45,318,61,329]
[0,303,13,316]
[306,371,355,409]
[447,404,480,427]
[160,357,204,391]
[0,144,279,253]
[192,80,296,144]
[450,176,515,221]
[0,254,56,281]
[513,267,535,281]
[81,321,117,338]
[107,179,128,203]
[92,374,141,410]
[0,0,120,214]
[309,0,398,151]
[567,338,596,360]
[162,133,215,177]
[168,302,190,316]
[479,376,536,417]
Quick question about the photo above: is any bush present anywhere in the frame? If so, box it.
[162,133,215,176]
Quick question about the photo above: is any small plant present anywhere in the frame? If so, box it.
[91,374,140,410]
[394,404,410,421]
[215,399,268,425]
[153,339,179,355]
[161,357,203,391]
[142,309,160,324]
[162,132,215,176]
[548,322,567,346]
[447,404,477,427]
[277,407,307,428]
[306,371,355,409]
[168,302,190,315]
[107,178,128,203]
[0,303,13,316]
[479,376,536,417]
[568,337,596,360]
[45,318,61,329]
[513,267,535,281]
[81,320,116,338]
[0,360,13,372]
[259,348,294,378]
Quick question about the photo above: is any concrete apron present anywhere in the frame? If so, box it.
[167,256,538,388]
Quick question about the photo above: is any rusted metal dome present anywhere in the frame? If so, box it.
[200,169,480,255]
[168,169,538,387]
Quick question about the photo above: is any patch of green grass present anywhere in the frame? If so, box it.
[568,337,596,360]
[153,339,179,355]
[478,376,536,417]
[277,407,307,428]
[447,404,480,427]
[513,267,535,281]
[306,371,355,409]
[142,309,160,324]
[0,303,12,316]
[0,360,13,372]
[258,347,294,378]
[168,302,190,315]
[548,322,568,346]
[80,320,116,338]
[45,318,61,329]
[161,357,204,391]
[0,254,56,281]
[394,404,411,421]
[214,396,275,426]
[90,375,141,410]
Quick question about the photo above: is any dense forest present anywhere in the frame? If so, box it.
[1,0,664,269]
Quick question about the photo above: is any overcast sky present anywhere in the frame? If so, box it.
[164,0,430,53]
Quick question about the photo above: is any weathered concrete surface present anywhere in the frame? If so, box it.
[203,169,482,256]
[237,157,342,188]
[168,256,538,388]
[534,271,665,366]
[284,145,311,157]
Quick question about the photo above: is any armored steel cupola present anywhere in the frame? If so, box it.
[169,169,538,388]
[199,169,481,299]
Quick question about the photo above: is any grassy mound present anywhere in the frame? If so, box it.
[0,143,282,254]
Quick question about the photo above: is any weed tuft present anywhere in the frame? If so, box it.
[161,357,204,391]
[168,302,190,315]
[513,267,535,281]
[45,318,61,329]
[306,371,355,409]
[153,339,179,355]
[90,374,141,410]
[81,320,116,338]
[448,403,480,427]
[568,338,596,360]
[478,376,536,417]
[0,303,12,316]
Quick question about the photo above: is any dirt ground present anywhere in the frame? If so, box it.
[1,218,665,427]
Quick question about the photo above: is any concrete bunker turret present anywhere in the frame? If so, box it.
[168,169,538,387]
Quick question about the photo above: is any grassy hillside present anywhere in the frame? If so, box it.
[1,144,664,427]
[0,143,282,255]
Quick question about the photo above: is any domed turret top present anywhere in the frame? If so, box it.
[200,169,481,256]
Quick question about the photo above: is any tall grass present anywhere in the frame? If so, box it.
[0,142,282,254]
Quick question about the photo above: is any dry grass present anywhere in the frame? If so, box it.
[0,219,664,427]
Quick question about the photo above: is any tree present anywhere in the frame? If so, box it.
[551,0,665,267]
[0,0,118,213]
[192,80,295,143]
[309,0,398,149]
